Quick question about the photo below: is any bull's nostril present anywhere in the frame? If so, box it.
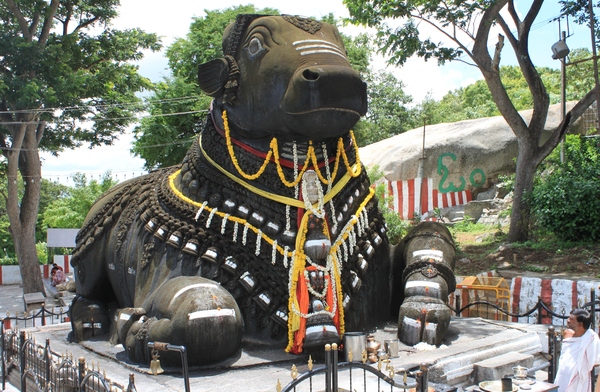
[302,69,320,81]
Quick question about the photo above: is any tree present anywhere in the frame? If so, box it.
[354,70,414,146]
[422,66,563,124]
[132,5,278,169]
[131,77,209,170]
[44,172,118,229]
[345,0,597,242]
[0,1,160,293]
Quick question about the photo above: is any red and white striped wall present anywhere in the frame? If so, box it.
[510,277,600,324]
[448,273,600,324]
[383,178,472,220]
[0,255,71,285]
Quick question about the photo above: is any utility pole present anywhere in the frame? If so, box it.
[561,30,567,163]
[589,0,600,132]
[417,118,427,217]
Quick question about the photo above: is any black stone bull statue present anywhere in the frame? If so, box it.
[69,14,456,366]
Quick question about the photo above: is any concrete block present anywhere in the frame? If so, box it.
[474,351,534,383]
[23,292,45,312]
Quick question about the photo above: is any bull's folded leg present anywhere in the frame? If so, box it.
[396,222,456,346]
[120,276,243,366]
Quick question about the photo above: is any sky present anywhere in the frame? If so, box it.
[40,0,594,185]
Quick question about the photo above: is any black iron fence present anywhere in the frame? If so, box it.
[1,328,137,392]
[276,343,441,392]
[1,304,70,331]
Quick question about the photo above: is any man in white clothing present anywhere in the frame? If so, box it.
[555,308,600,392]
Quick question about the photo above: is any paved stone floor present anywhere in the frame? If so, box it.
[0,283,553,391]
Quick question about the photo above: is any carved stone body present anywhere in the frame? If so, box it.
[69,15,456,366]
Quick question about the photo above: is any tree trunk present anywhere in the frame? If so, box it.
[5,121,45,295]
[507,139,538,243]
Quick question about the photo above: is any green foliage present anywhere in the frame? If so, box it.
[37,179,69,243]
[529,135,600,241]
[565,48,596,102]
[133,5,280,168]
[0,256,18,266]
[421,66,563,125]
[36,242,48,264]
[354,70,414,146]
[450,216,489,233]
[383,209,411,245]
[367,165,411,244]
[497,173,515,193]
[132,78,210,170]
[43,172,118,229]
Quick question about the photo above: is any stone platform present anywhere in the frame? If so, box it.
[4,316,553,391]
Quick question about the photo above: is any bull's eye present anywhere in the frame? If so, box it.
[247,37,266,58]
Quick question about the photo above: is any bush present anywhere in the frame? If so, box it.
[0,244,48,265]
[0,256,18,265]
[530,135,600,241]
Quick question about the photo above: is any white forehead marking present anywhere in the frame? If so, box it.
[293,39,347,60]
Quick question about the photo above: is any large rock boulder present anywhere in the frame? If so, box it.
[360,102,581,192]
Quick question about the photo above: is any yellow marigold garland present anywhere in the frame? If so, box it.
[223,110,273,180]
[222,110,361,187]
[285,187,374,351]
[272,139,312,188]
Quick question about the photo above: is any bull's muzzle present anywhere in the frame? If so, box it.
[281,65,367,132]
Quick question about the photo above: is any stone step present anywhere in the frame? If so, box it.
[473,351,534,383]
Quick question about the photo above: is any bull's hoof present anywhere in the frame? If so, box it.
[302,314,340,350]
[69,296,111,342]
[397,295,451,346]
[116,307,147,345]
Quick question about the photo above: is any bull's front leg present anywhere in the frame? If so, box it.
[394,222,456,346]
[117,276,243,366]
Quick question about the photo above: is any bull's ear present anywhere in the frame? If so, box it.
[198,58,229,97]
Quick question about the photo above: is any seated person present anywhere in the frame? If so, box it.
[51,263,65,287]
[50,262,62,278]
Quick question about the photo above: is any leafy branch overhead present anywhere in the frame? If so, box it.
[344,0,597,243]
[0,0,161,294]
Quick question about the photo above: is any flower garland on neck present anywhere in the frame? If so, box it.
[222,110,361,187]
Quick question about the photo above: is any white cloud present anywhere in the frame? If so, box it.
[41,127,147,186]
[41,0,574,183]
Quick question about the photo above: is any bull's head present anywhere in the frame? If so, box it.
[198,15,367,142]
